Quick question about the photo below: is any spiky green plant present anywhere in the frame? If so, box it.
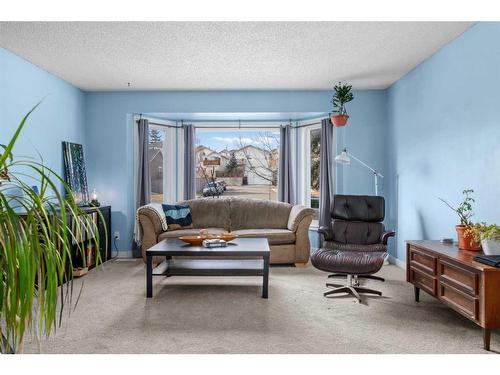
[331,82,354,115]
[0,103,100,353]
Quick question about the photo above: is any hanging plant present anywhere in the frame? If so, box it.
[330,82,354,127]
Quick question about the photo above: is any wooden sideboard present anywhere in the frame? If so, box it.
[406,240,500,351]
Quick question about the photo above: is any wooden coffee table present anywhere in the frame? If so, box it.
[146,237,270,298]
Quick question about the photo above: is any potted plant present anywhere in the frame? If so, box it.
[330,82,354,127]
[439,189,481,251]
[466,223,500,255]
[0,104,98,353]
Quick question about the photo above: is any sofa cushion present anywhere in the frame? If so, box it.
[162,204,193,230]
[232,229,295,245]
[158,227,227,241]
[230,198,292,230]
[179,198,231,230]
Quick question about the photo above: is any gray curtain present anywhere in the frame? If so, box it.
[183,124,196,200]
[278,124,295,203]
[319,118,334,228]
[137,118,151,206]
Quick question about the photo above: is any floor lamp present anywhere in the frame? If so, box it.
[334,148,384,196]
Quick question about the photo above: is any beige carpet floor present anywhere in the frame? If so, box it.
[23,259,499,354]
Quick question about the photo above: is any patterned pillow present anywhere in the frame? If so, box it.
[162,204,194,231]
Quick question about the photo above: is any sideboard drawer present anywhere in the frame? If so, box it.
[409,246,437,275]
[438,259,479,296]
[439,281,479,321]
[410,267,437,296]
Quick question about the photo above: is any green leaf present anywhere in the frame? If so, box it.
[0,102,101,353]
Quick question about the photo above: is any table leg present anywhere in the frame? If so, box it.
[146,255,153,298]
[414,286,420,302]
[483,328,491,351]
[262,254,269,299]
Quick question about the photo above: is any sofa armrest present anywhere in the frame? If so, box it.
[137,204,168,261]
[294,211,314,264]
[137,204,168,233]
[287,205,315,232]
[318,225,334,241]
[381,230,396,245]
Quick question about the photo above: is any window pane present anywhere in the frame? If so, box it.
[148,126,166,203]
[310,128,320,209]
[195,130,279,200]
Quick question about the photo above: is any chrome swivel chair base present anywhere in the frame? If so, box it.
[324,275,382,302]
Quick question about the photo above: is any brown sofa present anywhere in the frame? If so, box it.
[137,197,315,265]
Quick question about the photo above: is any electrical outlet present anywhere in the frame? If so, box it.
[114,231,120,240]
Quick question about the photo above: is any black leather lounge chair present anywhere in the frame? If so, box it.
[311,195,395,303]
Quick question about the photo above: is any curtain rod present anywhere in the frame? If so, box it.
[193,125,286,129]
[136,119,180,128]
[137,118,325,129]
[137,120,286,129]
[293,120,322,129]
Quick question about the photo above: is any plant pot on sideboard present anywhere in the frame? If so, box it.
[455,224,481,251]
[481,237,500,255]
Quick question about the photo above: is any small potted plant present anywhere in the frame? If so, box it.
[466,223,500,255]
[439,189,481,251]
[330,82,354,127]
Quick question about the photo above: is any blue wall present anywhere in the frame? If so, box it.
[85,90,388,251]
[0,48,86,177]
[387,22,500,261]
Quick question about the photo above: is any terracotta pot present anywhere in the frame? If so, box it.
[331,114,349,127]
[455,225,481,251]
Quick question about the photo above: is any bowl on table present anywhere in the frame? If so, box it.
[178,236,205,246]
[217,234,237,242]
[178,232,238,246]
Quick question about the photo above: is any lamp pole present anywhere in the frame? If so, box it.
[338,149,384,196]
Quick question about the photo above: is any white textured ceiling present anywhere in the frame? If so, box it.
[0,22,473,91]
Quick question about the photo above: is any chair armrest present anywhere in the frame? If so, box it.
[287,205,315,232]
[318,225,334,241]
[381,230,396,245]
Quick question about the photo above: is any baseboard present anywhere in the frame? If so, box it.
[115,250,134,259]
[388,255,405,269]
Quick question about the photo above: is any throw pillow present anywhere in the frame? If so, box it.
[162,204,194,231]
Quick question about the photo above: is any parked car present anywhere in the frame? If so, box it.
[202,182,224,197]
[216,181,227,191]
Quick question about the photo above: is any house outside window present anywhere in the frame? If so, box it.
[195,129,279,200]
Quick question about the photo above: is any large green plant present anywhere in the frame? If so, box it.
[0,104,99,353]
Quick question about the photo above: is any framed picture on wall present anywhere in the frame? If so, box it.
[62,141,89,205]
